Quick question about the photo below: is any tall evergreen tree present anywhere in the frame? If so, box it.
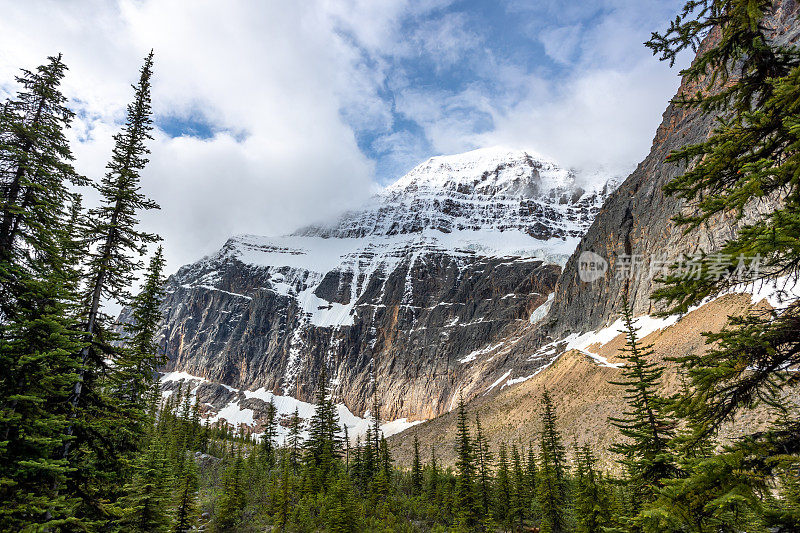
[371,387,382,454]
[473,413,493,517]
[511,443,527,528]
[453,395,477,527]
[324,471,359,532]
[609,301,677,509]
[525,443,539,513]
[351,434,363,487]
[260,399,278,468]
[573,445,612,533]
[56,52,160,525]
[378,434,392,483]
[117,434,173,533]
[275,453,292,533]
[214,451,246,532]
[426,444,439,499]
[0,54,86,530]
[537,390,568,533]
[305,365,341,489]
[117,246,167,408]
[342,423,350,474]
[493,442,512,531]
[645,2,800,529]
[173,456,200,533]
[362,426,376,483]
[0,53,85,290]
[0,256,83,529]
[70,49,159,420]
[287,407,302,469]
[411,435,423,495]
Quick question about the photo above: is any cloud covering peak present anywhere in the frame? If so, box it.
[0,0,688,272]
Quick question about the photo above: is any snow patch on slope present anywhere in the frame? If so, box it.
[530,292,554,324]
[517,276,800,381]
[159,372,425,443]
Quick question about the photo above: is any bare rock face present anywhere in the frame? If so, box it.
[543,0,800,339]
[154,147,617,421]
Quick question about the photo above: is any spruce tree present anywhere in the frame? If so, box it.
[214,451,246,532]
[362,426,376,483]
[170,388,200,533]
[70,49,159,421]
[537,390,568,533]
[117,435,173,533]
[525,443,539,515]
[325,471,359,532]
[304,365,341,489]
[173,457,199,533]
[609,301,677,509]
[379,435,392,483]
[275,453,292,532]
[426,444,439,499]
[0,259,83,529]
[351,435,363,488]
[0,53,85,294]
[56,52,161,525]
[117,246,167,408]
[260,399,278,467]
[371,388,381,454]
[0,54,86,530]
[287,407,302,469]
[511,443,526,528]
[573,445,612,533]
[493,442,512,531]
[645,2,800,529]
[411,435,423,495]
[343,423,350,474]
[453,395,477,527]
[473,412,493,517]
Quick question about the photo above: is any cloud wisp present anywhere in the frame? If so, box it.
[0,0,689,272]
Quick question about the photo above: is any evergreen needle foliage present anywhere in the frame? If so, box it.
[644,1,800,530]
[609,300,678,512]
[2,2,799,530]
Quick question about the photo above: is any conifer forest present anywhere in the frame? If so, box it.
[1,1,799,531]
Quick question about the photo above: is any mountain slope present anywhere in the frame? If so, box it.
[544,0,800,338]
[390,293,797,468]
[153,148,616,429]
[388,0,800,464]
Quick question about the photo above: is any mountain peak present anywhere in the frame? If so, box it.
[385,146,568,197]
[296,146,616,241]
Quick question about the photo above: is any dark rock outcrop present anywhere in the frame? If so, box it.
[543,0,800,338]
[152,148,616,421]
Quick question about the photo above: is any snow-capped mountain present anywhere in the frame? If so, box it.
[153,147,617,434]
[298,146,614,241]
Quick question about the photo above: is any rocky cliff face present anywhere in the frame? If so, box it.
[155,147,616,424]
[388,2,800,458]
[543,0,800,339]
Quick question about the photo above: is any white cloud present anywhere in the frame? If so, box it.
[370,131,427,176]
[0,0,403,273]
[0,0,691,277]
[479,60,681,175]
[410,13,481,70]
[539,24,583,64]
[395,0,689,177]
[395,86,494,155]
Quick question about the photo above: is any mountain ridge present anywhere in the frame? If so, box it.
[150,147,616,432]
